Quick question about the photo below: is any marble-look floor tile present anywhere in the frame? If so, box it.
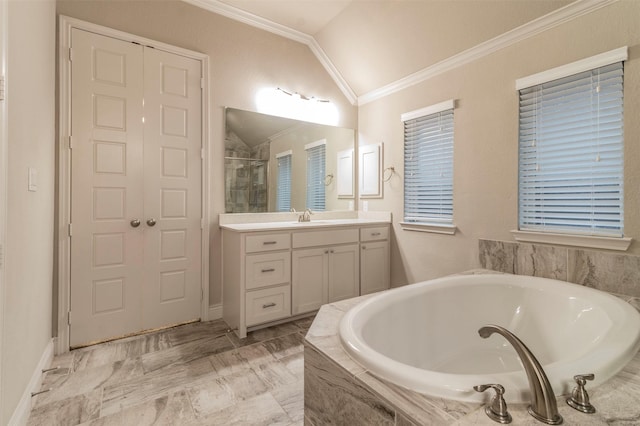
[227,322,301,348]
[187,368,269,417]
[33,358,143,408]
[205,392,293,425]
[141,334,233,374]
[271,379,304,423]
[73,332,171,372]
[27,389,101,426]
[263,332,304,360]
[279,351,304,379]
[100,357,214,417]
[165,320,230,347]
[80,390,197,426]
[208,348,251,377]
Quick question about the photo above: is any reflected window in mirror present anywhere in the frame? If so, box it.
[224,107,355,213]
[306,140,326,211]
[276,150,292,212]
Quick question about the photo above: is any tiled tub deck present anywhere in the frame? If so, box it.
[304,275,640,425]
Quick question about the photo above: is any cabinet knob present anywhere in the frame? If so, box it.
[262,302,276,309]
[261,268,275,273]
[362,246,366,250]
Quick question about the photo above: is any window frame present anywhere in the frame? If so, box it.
[512,47,631,251]
[400,99,457,234]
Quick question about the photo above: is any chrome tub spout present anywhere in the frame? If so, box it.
[478,325,563,425]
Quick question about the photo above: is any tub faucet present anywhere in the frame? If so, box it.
[478,325,563,425]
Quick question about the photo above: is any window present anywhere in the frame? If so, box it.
[401,100,455,231]
[518,60,625,238]
[276,150,292,212]
[306,140,326,211]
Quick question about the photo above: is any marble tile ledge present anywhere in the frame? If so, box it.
[304,271,640,425]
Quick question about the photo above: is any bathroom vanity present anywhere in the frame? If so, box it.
[221,218,390,338]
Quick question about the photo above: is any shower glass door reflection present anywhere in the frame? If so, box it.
[224,157,269,213]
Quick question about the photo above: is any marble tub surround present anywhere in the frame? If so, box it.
[479,239,640,298]
[304,285,640,425]
[27,318,311,426]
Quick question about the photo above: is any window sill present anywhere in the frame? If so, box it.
[511,230,632,251]
[400,222,457,235]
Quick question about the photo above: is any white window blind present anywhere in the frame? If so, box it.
[403,108,454,224]
[306,142,326,211]
[518,62,624,237]
[276,151,292,212]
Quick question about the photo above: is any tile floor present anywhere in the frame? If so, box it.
[27,316,313,425]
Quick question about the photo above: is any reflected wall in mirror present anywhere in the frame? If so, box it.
[225,107,356,213]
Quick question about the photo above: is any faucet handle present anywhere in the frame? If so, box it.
[474,384,512,424]
[567,373,596,414]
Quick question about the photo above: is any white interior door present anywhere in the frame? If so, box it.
[70,29,145,347]
[69,29,202,347]
[142,47,202,330]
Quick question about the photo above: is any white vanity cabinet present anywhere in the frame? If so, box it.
[221,220,390,338]
[291,238,360,316]
[222,230,292,338]
[360,226,390,295]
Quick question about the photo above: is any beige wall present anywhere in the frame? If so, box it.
[2,0,56,423]
[55,0,358,307]
[359,0,640,287]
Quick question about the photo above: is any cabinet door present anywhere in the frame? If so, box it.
[360,241,390,295]
[292,247,328,315]
[328,244,360,303]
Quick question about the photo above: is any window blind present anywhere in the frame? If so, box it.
[403,109,454,224]
[518,62,624,237]
[276,152,292,212]
[306,143,326,211]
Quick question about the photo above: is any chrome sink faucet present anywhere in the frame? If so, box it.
[478,325,563,425]
[298,208,313,222]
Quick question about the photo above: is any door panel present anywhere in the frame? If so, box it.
[328,244,359,303]
[142,47,202,329]
[292,248,328,315]
[70,29,203,347]
[70,28,144,347]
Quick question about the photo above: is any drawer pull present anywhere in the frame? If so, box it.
[263,241,277,245]
[371,232,381,236]
[262,302,276,309]
[261,268,275,273]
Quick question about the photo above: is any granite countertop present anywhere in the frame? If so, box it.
[304,271,640,425]
[220,218,390,232]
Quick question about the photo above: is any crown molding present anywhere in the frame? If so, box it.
[183,0,617,107]
[358,0,618,105]
[182,0,357,105]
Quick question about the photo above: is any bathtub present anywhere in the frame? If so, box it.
[339,274,640,403]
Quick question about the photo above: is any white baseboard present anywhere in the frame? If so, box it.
[208,304,222,320]
[8,338,54,426]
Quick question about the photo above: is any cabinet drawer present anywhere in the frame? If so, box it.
[360,226,389,242]
[245,252,291,290]
[245,284,291,326]
[245,233,290,253]
[292,228,358,248]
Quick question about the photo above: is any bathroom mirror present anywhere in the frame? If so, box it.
[224,107,356,213]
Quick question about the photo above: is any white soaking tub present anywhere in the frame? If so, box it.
[339,274,640,403]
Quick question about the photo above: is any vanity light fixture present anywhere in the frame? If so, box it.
[276,87,330,103]
[255,87,339,126]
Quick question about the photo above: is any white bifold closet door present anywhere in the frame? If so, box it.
[69,28,202,347]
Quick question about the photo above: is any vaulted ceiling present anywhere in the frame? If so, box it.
[187,0,581,103]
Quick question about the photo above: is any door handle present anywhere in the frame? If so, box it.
[130,219,141,228]
[146,218,156,227]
